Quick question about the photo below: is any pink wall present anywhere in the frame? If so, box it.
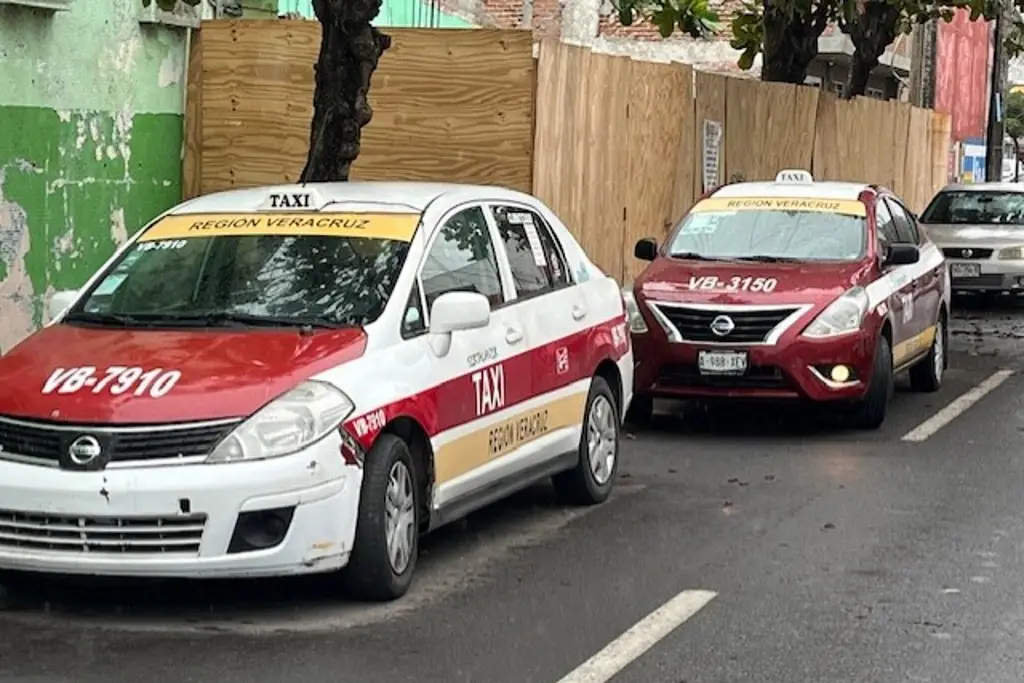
[934,9,992,141]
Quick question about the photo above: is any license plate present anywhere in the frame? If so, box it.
[698,350,748,375]
[951,263,980,278]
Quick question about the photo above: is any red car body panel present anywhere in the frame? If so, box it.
[0,325,368,424]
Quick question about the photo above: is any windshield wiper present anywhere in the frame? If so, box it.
[62,311,142,327]
[733,255,802,263]
[179,311,343,329]
[668,251,732,261]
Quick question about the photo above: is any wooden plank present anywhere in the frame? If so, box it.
[183,27,203,199]
[196,22,535,193]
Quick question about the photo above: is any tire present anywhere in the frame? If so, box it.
[624,392,654,426]
[849,334,893,430]
[343,433,419,602]
[909,313,946,392]
[553,376,619,505]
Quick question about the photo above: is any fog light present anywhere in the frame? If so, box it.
[830,365,852,382]
[228,506,295,554]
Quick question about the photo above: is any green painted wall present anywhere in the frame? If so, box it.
[277,0,477,27]
[0,1,186,353]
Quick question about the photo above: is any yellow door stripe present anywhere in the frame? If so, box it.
[690,197,867,217]
[893,325,937,367]
[138,212,422,243]
[434,391,587,485]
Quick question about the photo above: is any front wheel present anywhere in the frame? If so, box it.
[553,376,619,505]
[909,314,946,392]
[343,434,419,602]
[849,334,893,430]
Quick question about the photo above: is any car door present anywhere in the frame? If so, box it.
[875,199,918,368]
[486,203,585,464]
[886,197,942,352]
[411,204,530,510]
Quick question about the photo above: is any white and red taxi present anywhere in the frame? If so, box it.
[0,182,632,600]
[624,170,949,429]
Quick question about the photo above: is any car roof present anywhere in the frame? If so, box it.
[711,180,871,200]
[170,181,537,215]
[936,182,1024,194]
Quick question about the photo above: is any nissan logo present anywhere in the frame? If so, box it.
[68,435,102,465]
[961,248,974,258]
[709,315,735,337]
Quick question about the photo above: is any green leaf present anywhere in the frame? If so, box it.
[737,49,756,70]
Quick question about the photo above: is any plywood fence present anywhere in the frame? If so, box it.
[184,25,952,287]
[532,40,953,283]
[184,21,536,198]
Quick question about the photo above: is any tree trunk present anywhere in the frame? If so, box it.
[761,0,830,83]
[842,1,899,99]
[300,0,391,183]
[1014,138,1020,181]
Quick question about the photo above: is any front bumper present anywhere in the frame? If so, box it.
[947,258,1024,292]
[0,439,361,579]
[632,329,875,402]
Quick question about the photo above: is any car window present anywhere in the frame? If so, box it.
[73,216,414,328]
[667,204,866,262]
[874,200,899,248]
[401,281,426,338]
[420,206,504,311]
[885,198,919,244]
[920,190,1024,225]
[490,205,570,299]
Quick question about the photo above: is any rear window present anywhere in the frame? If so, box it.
[666,197,867,262]
[920,191,1024,225]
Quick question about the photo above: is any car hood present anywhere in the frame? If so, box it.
[922,223,1024,248]
[0,324,367,424]
[635,258,870,306]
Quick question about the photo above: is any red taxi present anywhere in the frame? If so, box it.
[623,170,950,429]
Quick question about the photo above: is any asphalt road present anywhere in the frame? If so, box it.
[2,293,1024,683]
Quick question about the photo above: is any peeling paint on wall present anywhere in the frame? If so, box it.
[0,0,186,354]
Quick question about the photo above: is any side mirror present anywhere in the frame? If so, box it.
[883,244,920,267]
[429,291,490,335]
[47,290,79,323]
[634,238,658,262]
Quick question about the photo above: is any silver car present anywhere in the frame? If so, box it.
[919,183,1024,294]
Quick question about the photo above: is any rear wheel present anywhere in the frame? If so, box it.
[909,313,946,392]
[849,334,893,430]
[553,376,619,505]
[343,434,419,601]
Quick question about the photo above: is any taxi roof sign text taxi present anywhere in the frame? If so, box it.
[775,169,814,183]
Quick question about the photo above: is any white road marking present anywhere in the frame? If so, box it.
[554,589,717,683]
[901,369,1014,443]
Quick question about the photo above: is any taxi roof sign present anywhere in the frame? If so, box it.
[775,169,814,183]
[257,187,330,211]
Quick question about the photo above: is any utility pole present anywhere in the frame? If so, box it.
[986,0,1010,182]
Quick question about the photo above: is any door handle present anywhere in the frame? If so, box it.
[571,304,587,321]
[505,327,524,345]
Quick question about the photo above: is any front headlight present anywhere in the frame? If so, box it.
[622,287,649,333]
[998,246,1024,260]
[206,380,355,463]
[802,286,870,339]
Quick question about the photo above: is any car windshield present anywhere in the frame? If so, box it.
[666,201,867,262]
[67,211,420,329]
[920,190,1024,225]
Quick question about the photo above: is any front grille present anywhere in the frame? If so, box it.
[942,247,993,259]
[0,417,238,467]
[951,274,1005,288]
[0,509,206,555]
[657,362,791,389]
[653,304,799,343]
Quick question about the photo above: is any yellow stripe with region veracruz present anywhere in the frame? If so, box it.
[138,212,422,243]
[691,197,867,217]
[893,325,936,367]
[434,391,588,485]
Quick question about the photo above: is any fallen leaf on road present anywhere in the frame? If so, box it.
[727,477,739,483]
[765,474,775,481]
[668,468,677,474]
[823,522,836,530]
[722,499,733,507]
